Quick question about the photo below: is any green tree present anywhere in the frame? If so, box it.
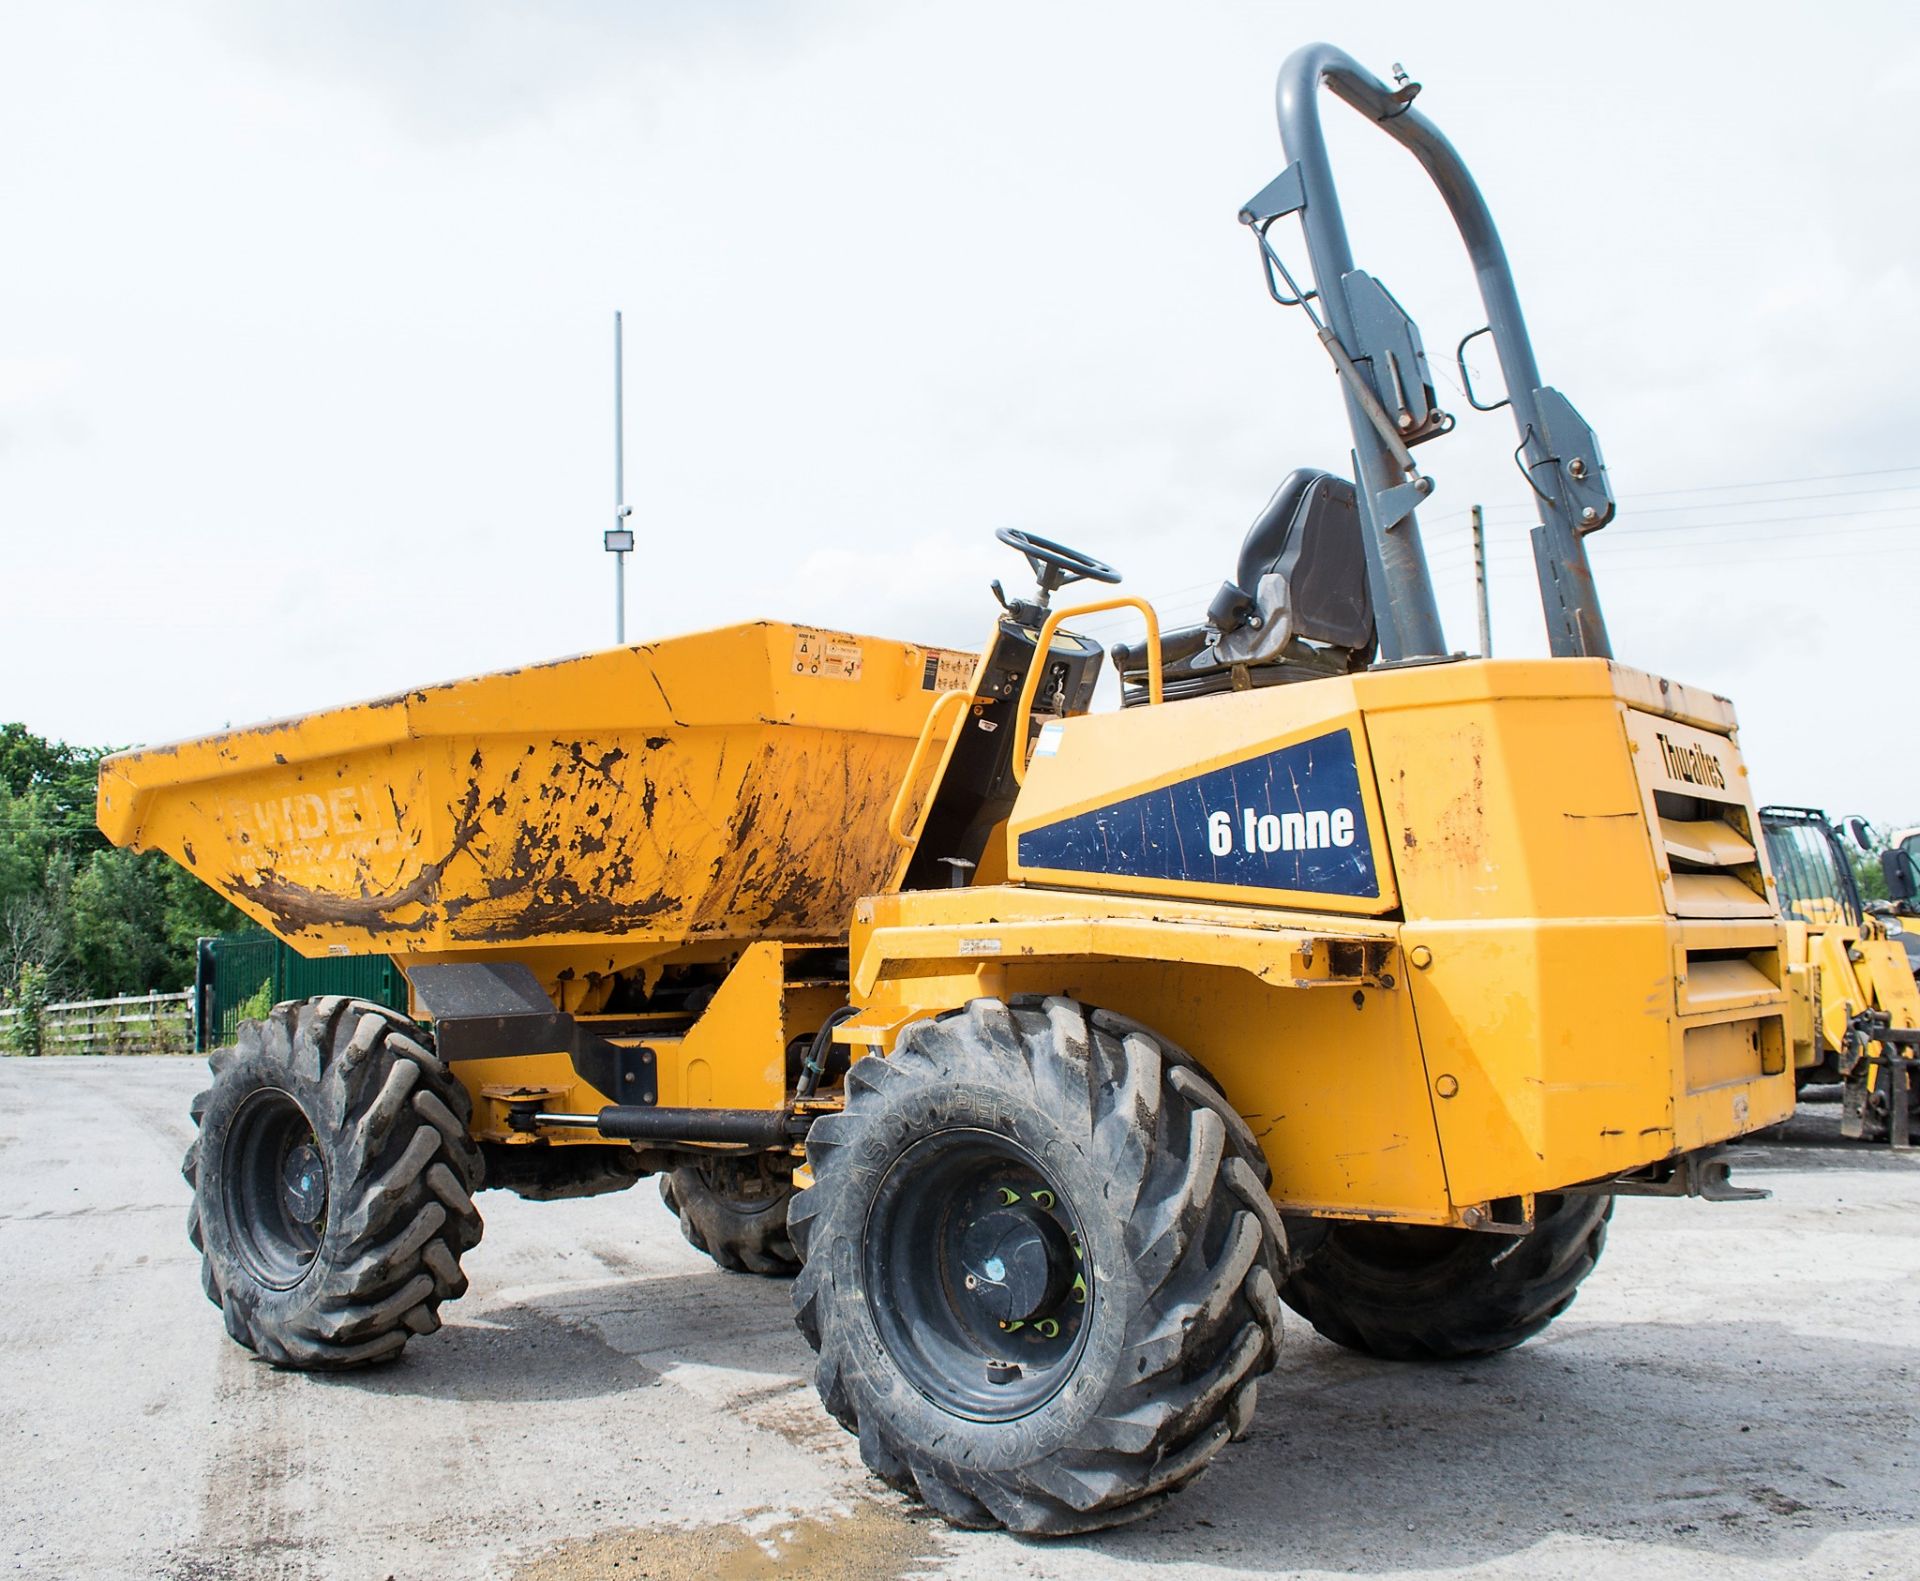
[68,847,175,994]
[3,961,51,1055]
[1,723,247,1004]
[0,782,58,901]
[1,782,72,1000]
[1854,850,1889,903]
[161,860,246,972]
[0,722,70,796]
[0,724,107,859]
[1836,815,1917,907]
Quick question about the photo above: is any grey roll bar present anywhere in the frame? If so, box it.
[1248,42,1614,661]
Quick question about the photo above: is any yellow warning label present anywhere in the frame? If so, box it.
[792,629,863,681]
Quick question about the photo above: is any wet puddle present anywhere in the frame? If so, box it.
[515,1497,950,1581]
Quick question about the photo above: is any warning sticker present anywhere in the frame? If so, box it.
[792,629,863,681]
[919,648,978,693]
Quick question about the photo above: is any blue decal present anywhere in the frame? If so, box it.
[1016,730,1378,897]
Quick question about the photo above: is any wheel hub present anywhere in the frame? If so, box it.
[221,1087,329,1289]
[863,1129,1093,1422]
[960,1204,1073,1325]
[279,1142,327,1226]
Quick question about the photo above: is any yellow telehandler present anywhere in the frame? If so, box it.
[99,44,1797,1536]
[1759,805,1919,1142]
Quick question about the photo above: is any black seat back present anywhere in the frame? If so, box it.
[1228,468,1372,651]
[1111,466,1376,702]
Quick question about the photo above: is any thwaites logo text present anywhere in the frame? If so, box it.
[1017,730,1378,898]
[1655,730,1726,790]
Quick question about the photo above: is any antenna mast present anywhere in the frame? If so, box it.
[605,310,634,643]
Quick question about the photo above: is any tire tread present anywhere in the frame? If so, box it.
[790,996,1284,1536]
[1279,1191,1612,1362]
[184,997,484,1371]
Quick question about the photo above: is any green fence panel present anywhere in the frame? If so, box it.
[196,931,409,1052]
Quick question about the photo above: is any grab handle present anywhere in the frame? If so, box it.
[1010,597,1161,788]
[887,688,978,848]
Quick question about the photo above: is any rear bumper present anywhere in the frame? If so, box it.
[1402,914,1792,1205]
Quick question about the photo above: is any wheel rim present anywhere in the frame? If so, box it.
[699,1158,789,1220]
[221,1088,327,1289]
[862,1128,1092,1422]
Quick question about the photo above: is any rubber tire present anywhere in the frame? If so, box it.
[184,996,485,1370]
[659,1155,800,1277]
[1279,1191,1613,1362]
[790,997,1286,1537]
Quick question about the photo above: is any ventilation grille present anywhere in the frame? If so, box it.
[1654,789,1771,918]
[1675,942,1783,1018]
[1623,709,1773,921]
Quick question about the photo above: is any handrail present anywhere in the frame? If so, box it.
[886,688,979,848]
[1010,597,1162,788]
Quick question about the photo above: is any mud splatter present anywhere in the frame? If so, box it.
[230,773,487,935]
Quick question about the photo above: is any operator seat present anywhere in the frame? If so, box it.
[1112,468,1376,703]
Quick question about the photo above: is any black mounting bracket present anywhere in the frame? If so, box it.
[574,1040,658,1107]
[408,960,658,1107]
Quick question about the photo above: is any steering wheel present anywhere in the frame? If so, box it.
[994,528,1123,598]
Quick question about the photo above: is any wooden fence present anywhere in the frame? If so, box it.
[0,991,193,1056]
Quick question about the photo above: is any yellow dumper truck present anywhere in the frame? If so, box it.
[99,44,1797,1536]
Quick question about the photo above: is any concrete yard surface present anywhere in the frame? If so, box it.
[2,1057,1916,1581]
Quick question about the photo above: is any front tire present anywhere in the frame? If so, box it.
[1279,1191,1613,1362]
[790,997,1285,1536]
[184,996,485,1369]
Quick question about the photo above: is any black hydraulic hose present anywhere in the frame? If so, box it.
[794,1004,861,1100]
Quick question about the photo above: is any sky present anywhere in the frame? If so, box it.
[3,1,1917,823]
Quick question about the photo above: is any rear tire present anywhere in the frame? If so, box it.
[184,997,485,1370]
[659,1155,800,1277]
[791,997,1285,1536]
[1279,1191,1612,1362]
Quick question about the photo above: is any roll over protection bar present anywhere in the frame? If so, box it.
[1247,42,1613,662]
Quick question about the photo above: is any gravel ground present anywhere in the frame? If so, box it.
[2,1057,1915,1581]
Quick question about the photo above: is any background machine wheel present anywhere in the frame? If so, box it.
[184,996,485,1370]
[790,997,1286,1537]
[659,1155,800,1277]
[1279,1192,1613,1362]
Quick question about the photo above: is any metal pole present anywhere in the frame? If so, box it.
[1471,503,1491,658]
[613,310,627,644]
